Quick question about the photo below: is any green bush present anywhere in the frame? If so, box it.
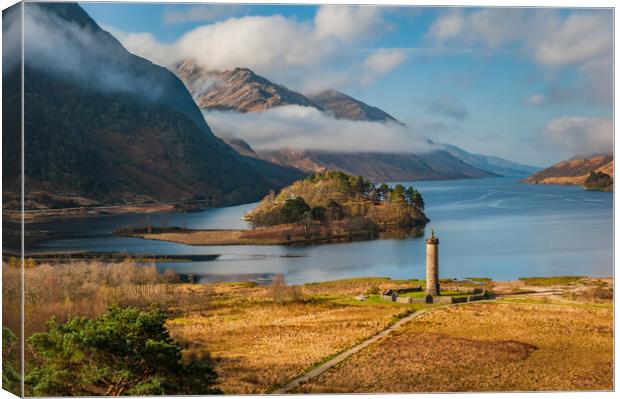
[25,307,220,396]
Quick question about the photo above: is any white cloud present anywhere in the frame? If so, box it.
[363,49,407,75]
[531,13,612,68]
[2,4,21,75]
[105,5,398,91]
[103,27,176,66]
[427,11,464,45]
[427,9,612,105]
[203,105,435,153]
[313,5,387,43]
[175,16,325,73]
[544,116,612,155]
[163,5,244,25]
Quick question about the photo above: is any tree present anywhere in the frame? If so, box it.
[405,186,416,206]
[404,186,425,211]
[326,200,345,221]
[377,183,390,201]
[412,189,425,211]
[280,197,311,223]
[25,307,220,396]
[310,206,327,222]
[390,184,406,203]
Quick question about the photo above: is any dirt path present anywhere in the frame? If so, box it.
[272,307,436,394]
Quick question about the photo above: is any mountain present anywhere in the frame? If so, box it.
[258,149,496,182]
[173,63,526,181]
[441,144,539,176]
[173,60,318,113]
[173,62,401,124]
[220,136,258,157]
[522,154,613,189]
[306,89,400,123]
[4,3,301,210]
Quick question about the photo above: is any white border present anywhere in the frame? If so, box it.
[0,1,616,399]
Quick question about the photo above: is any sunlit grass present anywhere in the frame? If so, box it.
[294,301,613,393]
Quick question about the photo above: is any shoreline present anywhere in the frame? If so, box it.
[3,201,208,223]
[115,224,424,246]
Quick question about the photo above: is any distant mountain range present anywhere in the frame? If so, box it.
[174,61,537,181]
[441,144,539,177]
[523,154,613,188]
[4,3,302,210]
[221,138,495,182]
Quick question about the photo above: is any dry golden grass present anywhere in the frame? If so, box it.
[139,225,313,245]
[166,282,408,394]
[301,277,422,297]
[3,260,191,336]
[295,301,613,393]
[5,259,612,394]
[140,229,255,245]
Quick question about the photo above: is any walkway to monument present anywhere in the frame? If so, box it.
[272,300,491,394]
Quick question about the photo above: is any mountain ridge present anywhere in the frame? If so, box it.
[175,62,538,179]
[306,89,401,123]
[174,60,320,113]
[221,138,497,182]
[5,3,303,210]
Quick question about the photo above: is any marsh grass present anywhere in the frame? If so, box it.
[3,259,187,336]
[294,301,613,393]
[167,296,406,394]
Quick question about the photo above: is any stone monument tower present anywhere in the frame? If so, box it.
[426,230,440,296]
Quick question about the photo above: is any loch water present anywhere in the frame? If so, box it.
[31,177,613,285]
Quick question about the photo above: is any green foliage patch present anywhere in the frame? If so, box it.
[25,307,221,396]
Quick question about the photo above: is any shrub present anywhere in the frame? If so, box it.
[26,306,221,396]
[163,268,181,284]
[2,327,21,395]
[368,285,380,295]
[270,274,304,304]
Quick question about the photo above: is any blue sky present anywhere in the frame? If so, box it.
[80,3,613,167]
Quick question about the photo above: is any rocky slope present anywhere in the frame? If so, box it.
[4,3,301,210]
[523,155,613,188]
[306,89,400,123]
[258,149,496,182]
[174,60,318,113]
[173,61,401,124]
[221,138,495,181]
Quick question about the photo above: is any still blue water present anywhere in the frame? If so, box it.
[32,177,613,284]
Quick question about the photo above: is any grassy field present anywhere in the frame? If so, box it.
[292,294,613,393]
[166,279,422,394]
[131,222,384,246]
[4,259,612,395]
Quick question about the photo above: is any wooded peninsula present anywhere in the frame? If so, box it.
[117,171,429,246]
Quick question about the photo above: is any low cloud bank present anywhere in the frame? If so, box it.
[204,105,435,153]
